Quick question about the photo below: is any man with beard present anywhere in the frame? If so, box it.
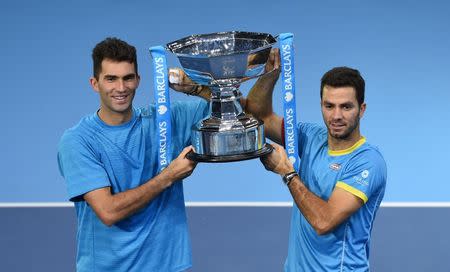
[247,65,387,271]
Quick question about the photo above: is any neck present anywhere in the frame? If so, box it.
[98,107,133,126]
[328,130,362,151]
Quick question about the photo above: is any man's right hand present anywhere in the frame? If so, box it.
[263,48,281,78]
[161,146,198,185]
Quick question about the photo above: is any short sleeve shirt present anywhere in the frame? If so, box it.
[285,122,387,272]
[58,99,209,272]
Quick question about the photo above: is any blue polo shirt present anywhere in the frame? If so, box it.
[58,100,208,272]
[285,123,387,272]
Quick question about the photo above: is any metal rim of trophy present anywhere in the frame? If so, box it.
[186,144,273,163]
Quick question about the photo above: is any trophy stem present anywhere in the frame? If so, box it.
[210,86,244,121]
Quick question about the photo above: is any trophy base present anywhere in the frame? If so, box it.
[187,144,273,163]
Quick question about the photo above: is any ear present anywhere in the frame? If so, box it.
[359,103,366,118]
[89,77,99,93]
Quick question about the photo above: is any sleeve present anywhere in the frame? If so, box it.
[335,150,387,204]
[57,132,111,201]
[171,99,209,146]
[296,122,326,159]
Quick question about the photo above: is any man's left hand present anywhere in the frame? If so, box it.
[260,143,295,176]
[168,68,211,99]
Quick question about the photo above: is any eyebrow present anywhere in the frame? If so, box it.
[103,73,136,79]
[123,74,137,80]
[322,100,355,107]
[341,102,354,107]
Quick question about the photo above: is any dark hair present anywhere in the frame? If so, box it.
[92,37,138,79]
[320,67,365,106]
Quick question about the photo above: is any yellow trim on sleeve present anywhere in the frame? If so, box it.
[335,181,368,203]
[328,137,366,156]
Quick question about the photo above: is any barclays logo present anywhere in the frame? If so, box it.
[158,105,168,115]
[285,92,293,102]
[289,156,296,164]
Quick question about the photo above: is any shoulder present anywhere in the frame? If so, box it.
[139,99,207,118]
[346,142,387,182]
[171,99,208,112]
[353,142,386,168]
[58,114,98,150]
[171,99,209,124]
[297,122,327,136]
[297,122,327,147]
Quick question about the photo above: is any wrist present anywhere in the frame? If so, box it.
[282,171,298,186]
[278,165,295,177]
[261,67,280,79]
[185,85,203,96]
[199,86,212,99]
[158,168,176,189]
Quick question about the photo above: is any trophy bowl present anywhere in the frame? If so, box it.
[167,31,276,162]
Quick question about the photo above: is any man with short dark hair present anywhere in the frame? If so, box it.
[247,64,387,271]
[57,37,209,271]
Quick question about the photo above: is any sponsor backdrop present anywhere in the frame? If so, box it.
[1,0,449,202]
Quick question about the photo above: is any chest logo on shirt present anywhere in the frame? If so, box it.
[361,170,369,179]
[329,163,341,171]
[353,170,370,186]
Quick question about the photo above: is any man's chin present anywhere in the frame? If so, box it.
[330,131,350,140]
[112,103,132,112]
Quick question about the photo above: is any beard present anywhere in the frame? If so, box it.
[325,108,361,140]
[329,118,360,140]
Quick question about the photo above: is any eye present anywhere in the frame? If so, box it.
[124,74,137,81]
[342,104,354,110]
[104,76,115,82]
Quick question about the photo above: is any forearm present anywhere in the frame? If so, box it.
[287,177,337,235]
[263,114,283,144]
[247,73,278,119]
[88,171,176,226]
[262,143,360,235]
[113,175,172,221]
[246,72,283,143]
[197,86,212,101]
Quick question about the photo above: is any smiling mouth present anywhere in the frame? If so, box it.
[331,123,346,129]
[112,94,129,101]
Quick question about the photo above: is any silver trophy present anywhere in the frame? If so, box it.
[167,31,276,162]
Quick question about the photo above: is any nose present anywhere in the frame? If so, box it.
[116,79,126,92]
[331,108,343,120]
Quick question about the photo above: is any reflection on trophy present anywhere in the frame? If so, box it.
[167,31,277,162]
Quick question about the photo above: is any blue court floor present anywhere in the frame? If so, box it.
[0,205,449,271]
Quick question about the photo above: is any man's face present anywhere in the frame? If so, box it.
[321,85,366,140]
[90,59,139,117]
